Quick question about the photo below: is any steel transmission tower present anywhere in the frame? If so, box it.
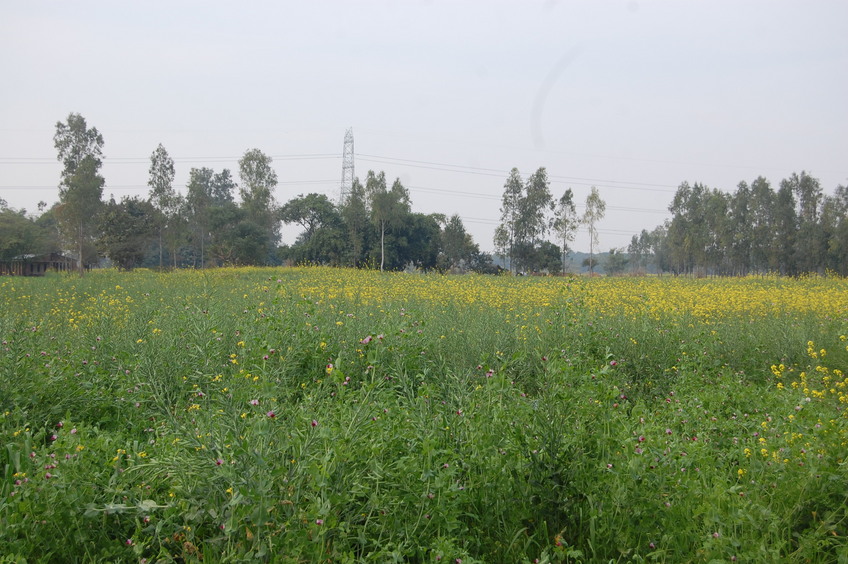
[339,128,354,203]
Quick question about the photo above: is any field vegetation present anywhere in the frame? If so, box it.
[1,268,847,562]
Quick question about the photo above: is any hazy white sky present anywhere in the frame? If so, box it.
[1,1,846,253]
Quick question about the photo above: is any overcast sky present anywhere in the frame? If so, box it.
[1,1,846,253]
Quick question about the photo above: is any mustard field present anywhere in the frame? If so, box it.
[1,268,847,562]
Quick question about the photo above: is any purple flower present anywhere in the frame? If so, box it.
[315,519,324,525]
[250,399,260,406]
[266,411,276,418]
[215,458,224,466]
[311,419,318,427]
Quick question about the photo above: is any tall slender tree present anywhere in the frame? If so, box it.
[53,113,105,275]
[148,143,177,269]
[514,167,553,272]
[185,168,214,267]
[494,168,523,273]
[552,188,578,273]
[773,183,798,275]
[582,186,606,275]
[365,171,411,271]
[784,171,824,273]
[748,176,775,273]
[822,184,848,275]
[340,177,368,267]
[238,148,279,260]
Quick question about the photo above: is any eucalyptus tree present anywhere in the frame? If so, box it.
[238,148,279,259]
[340,177,369,267]
[148,143,177,268]
[515,167,553,272]
[582,186,606,275]
[748,176,775,273]
[783,171,824,273]
[552,188,578,273]
[365,171,411,271]
[822,184,848,275]
[494,168,523,273]
[53,113,105,274]
[772,183,798,275]
[728,181,752,275]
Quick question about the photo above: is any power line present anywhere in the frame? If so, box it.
[0,153,339,165]
[357,154,679,194]
[406,184,668,214]
[0,179,337,190]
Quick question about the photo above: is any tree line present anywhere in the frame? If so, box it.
[627,173,848,276]
[0,113,499,274]
[2,112,847,277]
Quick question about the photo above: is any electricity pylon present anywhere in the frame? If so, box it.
[340,128,354,203]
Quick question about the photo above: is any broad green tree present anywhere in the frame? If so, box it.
[605,247,629,276]
[280,193,339,243]
[0,207,50,265]
[53,113,105,274]
[98,196,157,270]
[439,214,477,271]
[207,204,267,266]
